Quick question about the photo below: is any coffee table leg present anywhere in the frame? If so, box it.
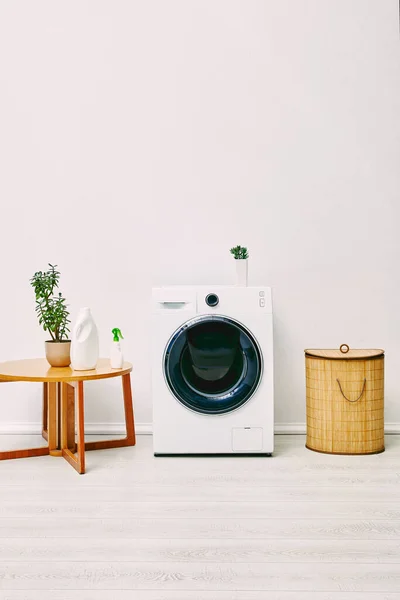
[42,383,48,441]
[48,382,58,455]
[84,372,136,452]
[0,379,49,461]
[122,373,136,446]
[62,381,86,474]
[61,383,76,453]
[67,383,76,452]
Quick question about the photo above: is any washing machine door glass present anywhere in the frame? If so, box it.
[164,316,263,415]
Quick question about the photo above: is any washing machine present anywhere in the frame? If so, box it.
[152,286,274,455]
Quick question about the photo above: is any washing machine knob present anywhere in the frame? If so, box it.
[205,293,219,307]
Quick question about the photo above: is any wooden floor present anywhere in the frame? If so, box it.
[0,434,399,599]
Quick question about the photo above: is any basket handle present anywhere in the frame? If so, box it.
[336,378,366,403]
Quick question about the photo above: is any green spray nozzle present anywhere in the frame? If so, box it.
[112,328,124,342]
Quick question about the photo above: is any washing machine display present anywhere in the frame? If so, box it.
[164,315,263,415]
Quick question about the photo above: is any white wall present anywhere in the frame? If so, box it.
[0,0,399,433]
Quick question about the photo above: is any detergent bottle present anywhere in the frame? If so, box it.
[71,307,99,370]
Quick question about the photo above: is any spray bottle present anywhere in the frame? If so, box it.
[110,328,124,369]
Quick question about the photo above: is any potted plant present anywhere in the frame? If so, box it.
[30,264,71,367]
[230,245,249,286]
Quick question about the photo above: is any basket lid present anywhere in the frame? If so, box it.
[305,344,384,360]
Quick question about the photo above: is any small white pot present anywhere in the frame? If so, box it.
[235,259,248,286]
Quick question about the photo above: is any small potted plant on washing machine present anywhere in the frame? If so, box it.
[30,263,71,367]
[230,245,249,286]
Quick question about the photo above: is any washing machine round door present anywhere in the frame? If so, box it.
[164,316,263,415]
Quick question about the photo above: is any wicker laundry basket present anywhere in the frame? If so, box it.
[305,344,384,455]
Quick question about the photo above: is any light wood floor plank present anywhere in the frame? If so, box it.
[0,484,399,502]
[0,537,399,563]
[1,450,399,486]
[1,470,399,487]
[0,516,399,539]
[1,562,400,591]
[1,500,400,519]
[1,592,399,600]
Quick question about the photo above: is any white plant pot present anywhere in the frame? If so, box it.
[235,259,248,286]
[71,307,99,371]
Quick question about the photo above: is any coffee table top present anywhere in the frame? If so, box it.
[0,358,132,382]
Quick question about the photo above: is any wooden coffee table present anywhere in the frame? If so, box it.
[0,358,135,474]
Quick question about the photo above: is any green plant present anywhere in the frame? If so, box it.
[230,245,249,260]
[30,264,70,341]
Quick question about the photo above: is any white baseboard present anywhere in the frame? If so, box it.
[1,422,400,435]
[0,422,153,436]
[274,423,307,434]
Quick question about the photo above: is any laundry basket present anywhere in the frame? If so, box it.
[305,344,384,455]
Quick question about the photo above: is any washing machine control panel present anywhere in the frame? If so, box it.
[194,287,272,314]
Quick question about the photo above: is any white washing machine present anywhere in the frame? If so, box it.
[152,286,274,455]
